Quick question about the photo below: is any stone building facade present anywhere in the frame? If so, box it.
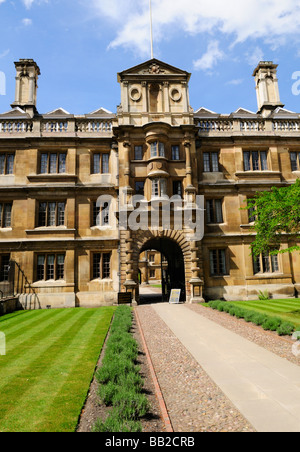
[0,58,299,308]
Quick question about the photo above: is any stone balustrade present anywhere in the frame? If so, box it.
[195,118,300,136]
[0,118,114,137]
[1,117,300,138]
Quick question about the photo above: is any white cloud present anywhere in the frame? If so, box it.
[22,0,47,9]
[193,41,224,71]
[22,18,33,26]
[90,0,300,60]
[226,79,244,86]
[22,0,35,8]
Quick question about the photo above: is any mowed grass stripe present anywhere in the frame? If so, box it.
[0,309,91,420]
[0,308,114,432]
[232,301,300,313]
[231,300,300,327]
[0,309,58,337]
[0,309,76,373]
[29,308,114,432]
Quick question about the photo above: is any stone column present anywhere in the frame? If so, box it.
[189,241,204,303]
[184,140,193,188]
[163,82,170,113]
[124,229,137,305]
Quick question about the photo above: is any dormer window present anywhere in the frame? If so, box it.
[150,142,165,158]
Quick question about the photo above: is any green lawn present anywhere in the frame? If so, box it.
[0,307,115,432]
[231,299,300,329]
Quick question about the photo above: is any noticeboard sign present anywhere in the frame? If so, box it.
[169,289,181,304]
[118,292,132,305]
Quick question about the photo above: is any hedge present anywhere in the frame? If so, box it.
[93,306,149,433]
[207,300,295,336]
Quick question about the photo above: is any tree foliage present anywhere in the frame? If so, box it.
[247,180,300,256]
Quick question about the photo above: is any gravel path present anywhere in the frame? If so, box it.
[136,305,255,432]
[187,304,300,367]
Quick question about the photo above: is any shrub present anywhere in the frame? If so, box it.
[234,307,247,319]
[208,300,223,310]
[222,303,233,313]
[251,313,268,326]
[113,388,150,420]
[258,290,270,301]
[92,408,142,433]
[243,310,258,323]
[229,307,237,317]
[96,355,137,385]
[277,322,295,336]
[93,305,149,433]
[262,317,282,332]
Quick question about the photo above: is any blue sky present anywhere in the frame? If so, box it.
[0,0,300,115]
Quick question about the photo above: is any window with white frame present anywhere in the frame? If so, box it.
[36,254,65,281]
[38,202,65,227]
[150,142,165,158]
[152,178,167,197]
[92,201,110,227]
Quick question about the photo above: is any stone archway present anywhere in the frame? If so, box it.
[131,229,193,303]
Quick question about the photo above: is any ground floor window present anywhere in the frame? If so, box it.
[36,254,65,281]
[209,249,227,276]
[253,252,279,274]
[92,253,111,280]
[0,255,10,281]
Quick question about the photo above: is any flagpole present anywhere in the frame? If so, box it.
[149,0,154,59]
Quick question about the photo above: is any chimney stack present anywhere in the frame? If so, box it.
[11,59,41,117]
[253,61,284,117]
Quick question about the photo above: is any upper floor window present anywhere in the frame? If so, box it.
[93,153,110,174]
[290,152,300,171]
[203,152,219,172]
[173,181,183,197]
[244,151,268,172]
[0,203,12,228]
[152,178,167,198]
[206,199,223,224]
[38,202,65,227]
[135,181,145,197]
[171,145,180,161]
[92,201,110,227]
[36,254,65,281]
[0,153,14,175]
[134,146,143,161]
[253,252,279,275]
[40,152,66,174]
[150,142,165,158]
[209,249,228,276]
[149,254,155,263]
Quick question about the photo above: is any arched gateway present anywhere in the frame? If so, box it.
[120,229,204,304]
